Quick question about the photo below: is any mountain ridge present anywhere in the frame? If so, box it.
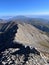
[0,21,49,65]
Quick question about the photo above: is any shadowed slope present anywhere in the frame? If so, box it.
[0,22,19,52]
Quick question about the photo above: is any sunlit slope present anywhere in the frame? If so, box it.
[0,21,49,53]
[14,23,49,52]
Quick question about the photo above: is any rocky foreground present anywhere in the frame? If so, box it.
[0,46,49,65]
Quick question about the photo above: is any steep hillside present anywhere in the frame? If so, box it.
[0,21,49,53]
[0,21,49,65]
[14,23,49,52]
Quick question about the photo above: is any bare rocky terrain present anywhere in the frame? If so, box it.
[0,21,49,65]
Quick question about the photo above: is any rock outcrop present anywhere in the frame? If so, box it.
[0,46,49,65]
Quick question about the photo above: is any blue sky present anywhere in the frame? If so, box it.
[0,0,49,16]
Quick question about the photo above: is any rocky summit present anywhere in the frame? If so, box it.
[0,21,49,65]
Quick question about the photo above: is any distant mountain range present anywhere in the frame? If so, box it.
[8,16,49,32]
[0,15,49,32]
[0,15,49,20]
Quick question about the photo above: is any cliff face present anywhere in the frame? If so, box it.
[0,22,49,65]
